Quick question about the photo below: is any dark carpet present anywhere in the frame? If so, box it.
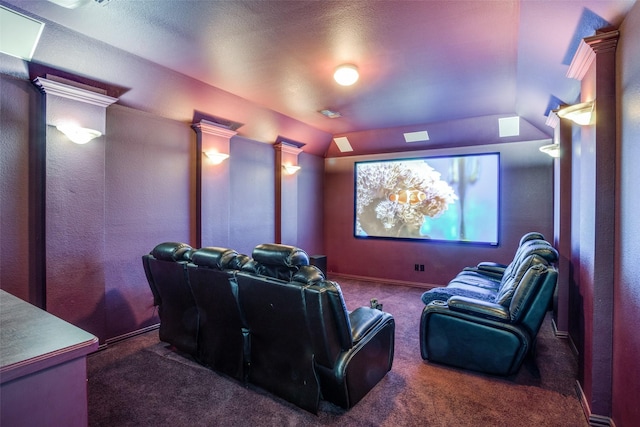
[87,277,588,426]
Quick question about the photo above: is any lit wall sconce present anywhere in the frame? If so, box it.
[557,100,595,125]
[203,150,230,164]
[56,124,102,144]
[282,164,301,175]
[539,143,560,158]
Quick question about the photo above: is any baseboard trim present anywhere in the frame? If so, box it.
[551,318,570,338]
[327,272,437,290]
[575,380,614,427]
[102,323,160,349]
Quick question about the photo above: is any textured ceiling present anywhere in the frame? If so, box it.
[2,0,636,156]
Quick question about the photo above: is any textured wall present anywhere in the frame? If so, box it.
[103,105,195,339]
[229,137,276,256]
[614,4,640,425]
[0,76,33,302]
[296,152,325,256]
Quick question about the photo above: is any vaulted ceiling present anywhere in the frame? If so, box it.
[3,0,636,156]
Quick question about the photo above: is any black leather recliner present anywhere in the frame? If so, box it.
[235,243,395,413]
[142,242,198,355]
[419,233,559,376]
[187,247,248,381]
[143,242,395,413]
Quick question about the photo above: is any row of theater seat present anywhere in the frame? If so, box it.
[142,242,395,413]
[419,232,559,376]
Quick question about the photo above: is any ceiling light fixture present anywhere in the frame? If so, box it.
[319,109,342,119]
[333,136,353,153]
[56,124,102,144]
[557,100,595,126]
[333,64,359,86]
[498,116,520,137]
[0,5,45,61]
[539,143,560,158]
[403,131,430,143]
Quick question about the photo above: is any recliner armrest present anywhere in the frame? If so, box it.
[447,296,510,322]
[465,261,507,274]
[349,307,387,343]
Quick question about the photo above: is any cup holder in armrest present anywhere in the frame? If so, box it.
[429,300,448,307]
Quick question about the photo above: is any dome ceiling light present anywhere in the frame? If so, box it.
[333,64,359,86]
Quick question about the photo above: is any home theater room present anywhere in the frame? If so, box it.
[1,0,639,426]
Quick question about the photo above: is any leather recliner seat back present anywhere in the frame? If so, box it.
[498,240,557,287]
[494,251,556,306]
[518,232,545,245]
[235,271,320,413]
[187,247,247,381]
[250,243,309,281]
[302,279,353,368]
[510,264,558,337]
[142,242,198,355]
[443,235,557,298]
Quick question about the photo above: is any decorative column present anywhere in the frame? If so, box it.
[274,141,302,245]
[546,110,572,337]
[192,120,236,248]
[565,29,618,424]
[32,75,117,339]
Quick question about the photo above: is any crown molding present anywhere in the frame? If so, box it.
[32,76,118,107]
[191,119,238,139]
[274,141,303,155]
[567,30,619,81]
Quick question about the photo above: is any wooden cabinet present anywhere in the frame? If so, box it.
[1,290,98,427]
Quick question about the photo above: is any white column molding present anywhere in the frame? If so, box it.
[32,75,117,135]
[33,76,117,108]
[192,119,238,140]
[567,30,619,81]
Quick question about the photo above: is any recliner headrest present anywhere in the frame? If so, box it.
[151,242,193,262]
[519,232,545,246]
[240,258,261,274]
[191,247,238,270]
[228,253,252,270]
[519,240,558,264]
[292,265,325,285]
[252,243,309,268]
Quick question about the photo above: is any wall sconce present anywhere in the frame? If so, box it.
[56,124,102,144]
[282,164,301,175]
[539,143,560,158]
[203,151,229,164]
[557,101,595,125]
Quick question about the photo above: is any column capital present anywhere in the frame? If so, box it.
[191,119,238,139]
[33,76,118,107]
[274,141,303,156]
[567,30,619,81]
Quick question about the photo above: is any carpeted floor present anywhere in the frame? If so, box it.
[87,277,588,426]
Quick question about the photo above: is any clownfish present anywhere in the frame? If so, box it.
[389,190,427,205]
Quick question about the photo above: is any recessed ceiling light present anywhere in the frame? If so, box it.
[333,136,353,152]
[403,130,430,143]
[0,5,44,61]
[499,116,520,137]
[333,64,359,86]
